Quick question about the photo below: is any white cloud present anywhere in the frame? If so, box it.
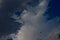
[12,0,50,40]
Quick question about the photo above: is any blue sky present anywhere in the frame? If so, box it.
[44,0,60,20]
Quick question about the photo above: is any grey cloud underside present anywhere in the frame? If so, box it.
[0,0,41,37]
[0,0,25,36]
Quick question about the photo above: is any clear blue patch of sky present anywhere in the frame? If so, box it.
[44,0,60,20]
[15,10,23,16]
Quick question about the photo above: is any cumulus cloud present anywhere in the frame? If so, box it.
[0,0,29,37]
[13,0,60,40]
[0,0,42,38]
[0,0,60,40]
[12,0,51,40]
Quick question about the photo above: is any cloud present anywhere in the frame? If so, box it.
[13,0,60,40]
[0,0,3,8]
[12,0,52,40]
[0,0,28,37]
[0,0,42,38]
[43,26,60,40]
[0,0,60,40]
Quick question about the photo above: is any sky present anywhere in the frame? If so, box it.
[0,0,60,40]
[44,0,60,20]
